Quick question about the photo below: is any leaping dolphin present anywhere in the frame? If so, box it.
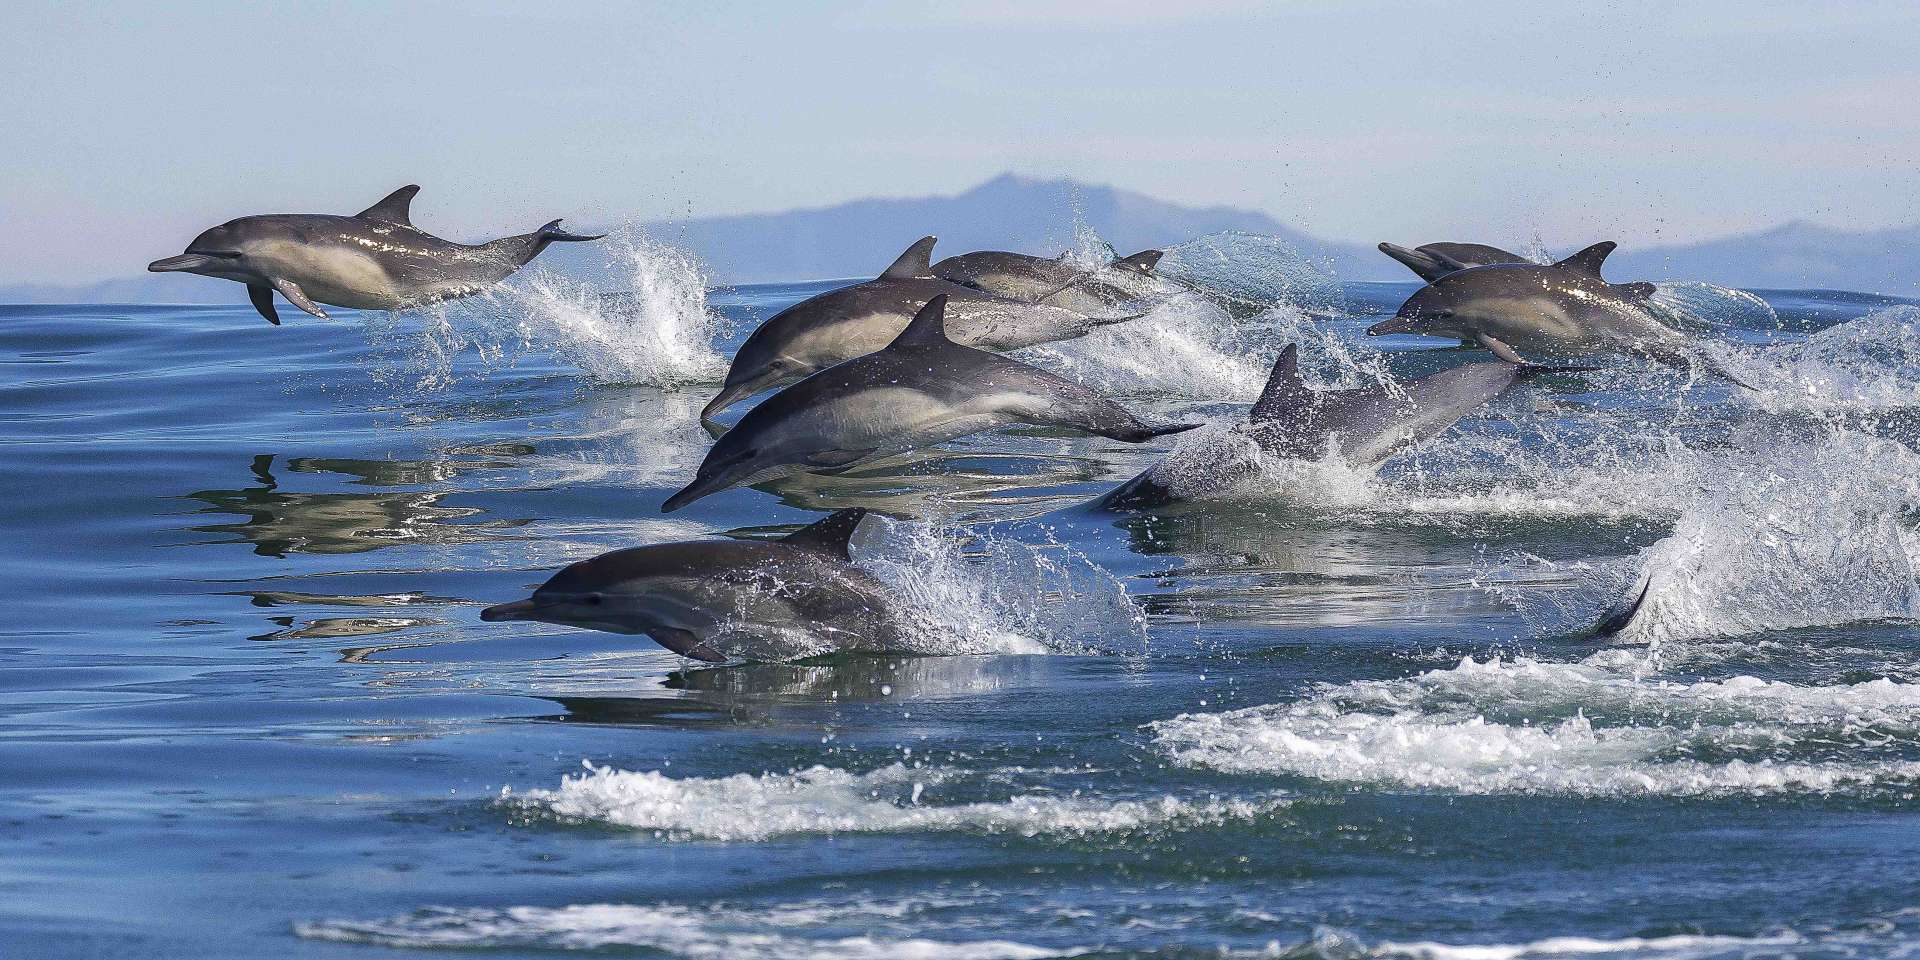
[701,236,1147,419]
[1376,241,1534,282]
[933,248,1165,317]
[148,185,604,325]
[1093,345,1584,511]
[1367,241,1748,385]
[667,295,1198,512]
[481,508,901,662]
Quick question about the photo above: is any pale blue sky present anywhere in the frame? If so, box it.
[3,0,1917,283]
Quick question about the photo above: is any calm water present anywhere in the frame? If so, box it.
[3,245,1919,959]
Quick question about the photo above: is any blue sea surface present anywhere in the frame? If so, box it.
[2,256,1919,958]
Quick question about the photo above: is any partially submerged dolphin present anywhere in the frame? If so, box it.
[1376,241,1534,282]
[667,295,1198,512]
[480,507,900,662]
[148,185,603,325]
[933,248,1164,316]
[1368,241,1747,384]
[702,236,1145,418]
[1094,345,1580,511]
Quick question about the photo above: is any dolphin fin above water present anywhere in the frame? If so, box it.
[247,284,280,325]
[354,184,420,225]
[1378,241,1531,282]
[879,236,939,280]
[777,507,869,559]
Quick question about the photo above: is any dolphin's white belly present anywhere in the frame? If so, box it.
[256,239,405,309]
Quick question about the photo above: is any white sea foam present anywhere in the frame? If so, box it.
[1597,429,1920,646]
[373,232,730,390]
[503,761,1283,841]
[489,234,731,385]
[297,901,1069,959]
[1373,931,1806,960]
[1152,655,1920,797]
[1736,305,1920,413]
[858,516,1149,657]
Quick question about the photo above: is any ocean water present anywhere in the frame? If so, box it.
[3,240,1920,959]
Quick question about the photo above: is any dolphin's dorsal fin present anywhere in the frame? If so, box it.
[356,185,420,225]
[879,236,937,280]
[1250,344,1315,421]
[888,294,953,349]
[1555,241,1617,277]
[1111,249,1163,274]
[779,507,869,559]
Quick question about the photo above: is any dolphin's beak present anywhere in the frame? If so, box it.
[148,253,219,273]
[662,473,727,513]
[1367,302,1426,337]
[480,598,539,622]
[701,367,792,421]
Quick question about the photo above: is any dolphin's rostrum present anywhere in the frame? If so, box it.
[148,185,603,325]
[667,294,1198,512]
[1094,344,1584,511]
[480,507,901,663]
[702,236,1149,419]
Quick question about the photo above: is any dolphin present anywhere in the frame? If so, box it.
[1093,345,1583,511]
[147,185,603,325]
[933,248,1165,316]
[1367,241,1747,384]
[701,236,1146,418]
[1376,241,1534,282]
[667,295,1198,512]
[480,508,901,662]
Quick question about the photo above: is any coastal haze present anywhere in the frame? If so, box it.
[14,173,1920,302]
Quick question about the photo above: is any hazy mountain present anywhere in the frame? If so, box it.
[7,175,1918,302]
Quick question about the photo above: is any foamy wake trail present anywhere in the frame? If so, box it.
[1152,655,1920,797]
[1020,228,1355,401]
[501,761,1283,841]
[298,900,1068,959]
[384,233,730,388]
[1369,931,1807,960]
[1730,305,1920,412]
[856,517,1149,657]
[1598,429,1920,646]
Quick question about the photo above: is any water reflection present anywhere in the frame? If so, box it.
[183,455,530,557]
[528,655,1052,728]
[1117,506,1595,628]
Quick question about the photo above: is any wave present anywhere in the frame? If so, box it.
[365,232,731,391]
[1152,655,1920,798]
[857,516,1149,657]
[297,901,1068,959]
[501,761,1284,841]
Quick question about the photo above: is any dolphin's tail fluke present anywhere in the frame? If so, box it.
[1588,570,1652,638]
[536,219,607,244]
[1101,421,1202,443]
[492,219,607,267]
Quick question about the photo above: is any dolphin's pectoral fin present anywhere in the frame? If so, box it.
[247,284,281,326]
[647,627,726,663]
[1476,334,1527,364]
[804,448,876,472]
[269,278,329,319]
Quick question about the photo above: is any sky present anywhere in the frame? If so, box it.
[3,0,1918,284]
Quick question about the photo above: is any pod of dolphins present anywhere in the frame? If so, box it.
[152,185,1751,662]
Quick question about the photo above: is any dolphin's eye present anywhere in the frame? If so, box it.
[1438,309,1456,319]
[584,593,605,606]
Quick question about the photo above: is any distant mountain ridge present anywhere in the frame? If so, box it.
[8,174,1918,302]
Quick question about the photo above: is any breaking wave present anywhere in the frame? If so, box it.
[500,760,1283,841]
[1152,654,1920,798]
[297,900,1069,959]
